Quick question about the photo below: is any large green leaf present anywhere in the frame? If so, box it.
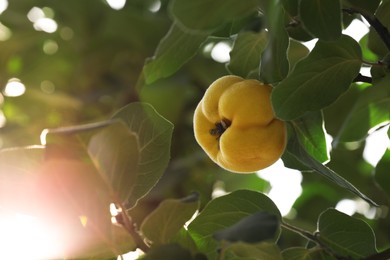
[272,35,362,120]
[282,0,299,16]
[213,211,280,244]
[282,247,333,260]
[291,111,329,163]
[88,121,140,204]
[287,40,310,72]
[227,31,268,78]
[374,145,390,198]
[111,102,173,208]
[286,128,378,206]
[140,193,200,246]
[141,244,204,260]
[143,23,208,84]
[317,208,377,258]
[222,242,283,260]
[169,0,259,32]
[187,190,281,259]
[299,0,342,41]
[336,74,390,143]
[260,0,290,83]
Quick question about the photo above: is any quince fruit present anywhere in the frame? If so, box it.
[193,75,287,173]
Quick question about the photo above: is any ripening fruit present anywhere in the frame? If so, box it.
[193,75,287,173]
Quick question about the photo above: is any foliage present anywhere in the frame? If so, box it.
[0,0,390,259]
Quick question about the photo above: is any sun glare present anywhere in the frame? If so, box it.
[0,211,64,259]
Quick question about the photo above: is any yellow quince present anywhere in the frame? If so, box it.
[193,75,287,173]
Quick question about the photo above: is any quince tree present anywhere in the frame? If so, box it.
[0,0,389,259]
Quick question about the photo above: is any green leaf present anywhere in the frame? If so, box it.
[292,111,329,163]
[187,190,281,259]
[169,0,259,33]
[367,1,390,57]
[375,147,390,198]
[336,74,390,143]
[286,20,314,42]
[111,102,174,208]
[286,129,378,206]
[140,193,200,246]
[223,242,283,260]
[281,149,311,172]
[260,1,290,83]
[227,31,268,78]
[171,228,199,254]
[282,0,299,16]
[88,121,140,204]
[272,35,362,120]
[359,33,379,63]
[217,172,270,193]
[317,208,377,258]
[299,0,342,41]
[143,23,208,84]
[214,211,279,244]
[282,247,334,260]
[288,40,310,72]
[141,244,201,260]
[342,0,381,15]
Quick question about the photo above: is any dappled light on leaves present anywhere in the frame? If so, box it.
[27,7,57,33]
[0,0,7,14]
[210,41,231,63]
[3,78,25,97]
[43,40,58,55]
[148,0,161,13]
[106,0,127,10]
[0,22,11,41]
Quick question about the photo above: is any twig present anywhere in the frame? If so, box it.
[281,221,350,260]
[115,198,150,253]
[343,8,390,52]
[353,73,372,83]
[281,221,318,242]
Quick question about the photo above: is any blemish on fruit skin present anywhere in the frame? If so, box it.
[209,119,231,139]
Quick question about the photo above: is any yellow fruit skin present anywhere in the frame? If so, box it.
[193,75,287,173]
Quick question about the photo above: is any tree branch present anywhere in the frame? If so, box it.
[343,8,390,52]
[363,248,390,260]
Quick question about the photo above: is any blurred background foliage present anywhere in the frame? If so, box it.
[0,0,389,253]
